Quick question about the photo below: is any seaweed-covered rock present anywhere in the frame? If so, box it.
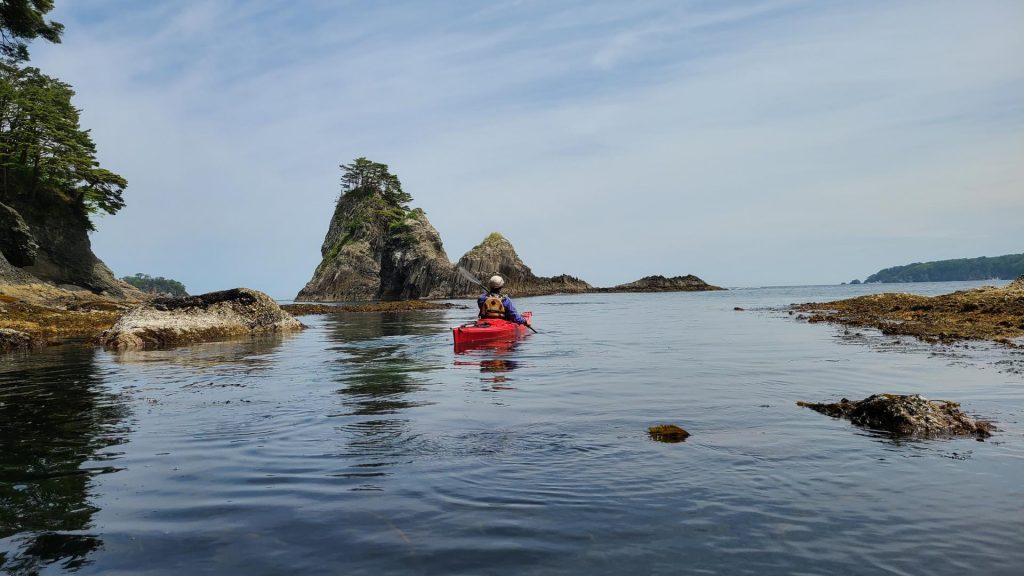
[101,288,303,349]
[797,394,993,439]
[0,327,36,352]
[648,424,690,443]
[795,278,1024,344]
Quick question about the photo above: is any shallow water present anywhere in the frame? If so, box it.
[2,281,1023,575]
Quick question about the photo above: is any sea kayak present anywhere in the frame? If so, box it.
[452,312,532,349]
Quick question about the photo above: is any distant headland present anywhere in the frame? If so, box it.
[853,253,1024,284]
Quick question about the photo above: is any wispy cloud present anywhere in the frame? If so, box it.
[31,0,1024,294]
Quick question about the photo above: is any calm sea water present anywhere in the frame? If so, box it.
[2,282,1023,575]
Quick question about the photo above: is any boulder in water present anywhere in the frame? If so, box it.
[101,288,303,350]
[798,394,993,439]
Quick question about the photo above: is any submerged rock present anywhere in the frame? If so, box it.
[101,288,303,349]
[797,394,993,439]
[648,424,690,443]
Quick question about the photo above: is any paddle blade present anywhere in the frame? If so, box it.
[457,266,486,289]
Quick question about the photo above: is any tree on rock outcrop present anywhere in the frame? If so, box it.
[340,157,411,207]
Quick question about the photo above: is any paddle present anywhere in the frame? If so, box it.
[457,267,538,334]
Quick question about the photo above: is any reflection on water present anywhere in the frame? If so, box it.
[454,341,523,389]
[107,332,294,370]
[327,312,444,416]
[0,346,128,574]
[1,285,1023,575]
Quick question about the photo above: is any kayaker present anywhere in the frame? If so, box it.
[478,275,531,327]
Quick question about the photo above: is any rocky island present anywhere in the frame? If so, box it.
[296,158,720,302]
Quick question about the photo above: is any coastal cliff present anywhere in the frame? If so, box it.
[0,197,128,296]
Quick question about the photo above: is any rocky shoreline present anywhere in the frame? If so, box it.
[0,283,137,351]
[795,276,1024,345]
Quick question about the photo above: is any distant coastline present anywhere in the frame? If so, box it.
[855,253,1024,284]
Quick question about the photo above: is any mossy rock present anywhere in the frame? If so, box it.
[648,424,690,443]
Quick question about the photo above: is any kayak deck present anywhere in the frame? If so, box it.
[452,311,532,349]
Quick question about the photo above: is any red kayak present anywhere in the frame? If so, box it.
[452,312,532,349]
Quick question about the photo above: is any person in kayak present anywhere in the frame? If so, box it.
[478,275,531,327]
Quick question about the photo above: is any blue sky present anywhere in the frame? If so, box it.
[31,0,1024,297]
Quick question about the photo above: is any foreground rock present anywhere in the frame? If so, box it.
[798,394,993,439]
[599,275,724,293]
[795,276,1024,345]
[101,288,303,349]
[1,283,135,350]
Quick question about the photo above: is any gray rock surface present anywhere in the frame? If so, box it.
[0,202,38,267]
[101,288,304,349]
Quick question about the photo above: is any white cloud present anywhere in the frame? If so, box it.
[29,0,1024,294]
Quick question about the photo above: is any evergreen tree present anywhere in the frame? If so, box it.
[0,62,126,227]
[340,157,411,207]
[0,0,63,62]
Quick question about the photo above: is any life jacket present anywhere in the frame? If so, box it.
[480,294,506,319]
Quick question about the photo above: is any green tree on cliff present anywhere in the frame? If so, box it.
[0,63,126,226]
[340,157,411,207]
[0,4,126,229]
[0,0,63,62]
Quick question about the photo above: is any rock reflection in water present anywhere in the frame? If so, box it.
[321,312,449,490]
[104,332,294,371]
[326,312,443,416]
[0,346,128,574]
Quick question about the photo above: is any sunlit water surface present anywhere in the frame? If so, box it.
[2,282,1023,575]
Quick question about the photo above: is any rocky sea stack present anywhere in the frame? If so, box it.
[449,233,591,297]
[297,158,719,302]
